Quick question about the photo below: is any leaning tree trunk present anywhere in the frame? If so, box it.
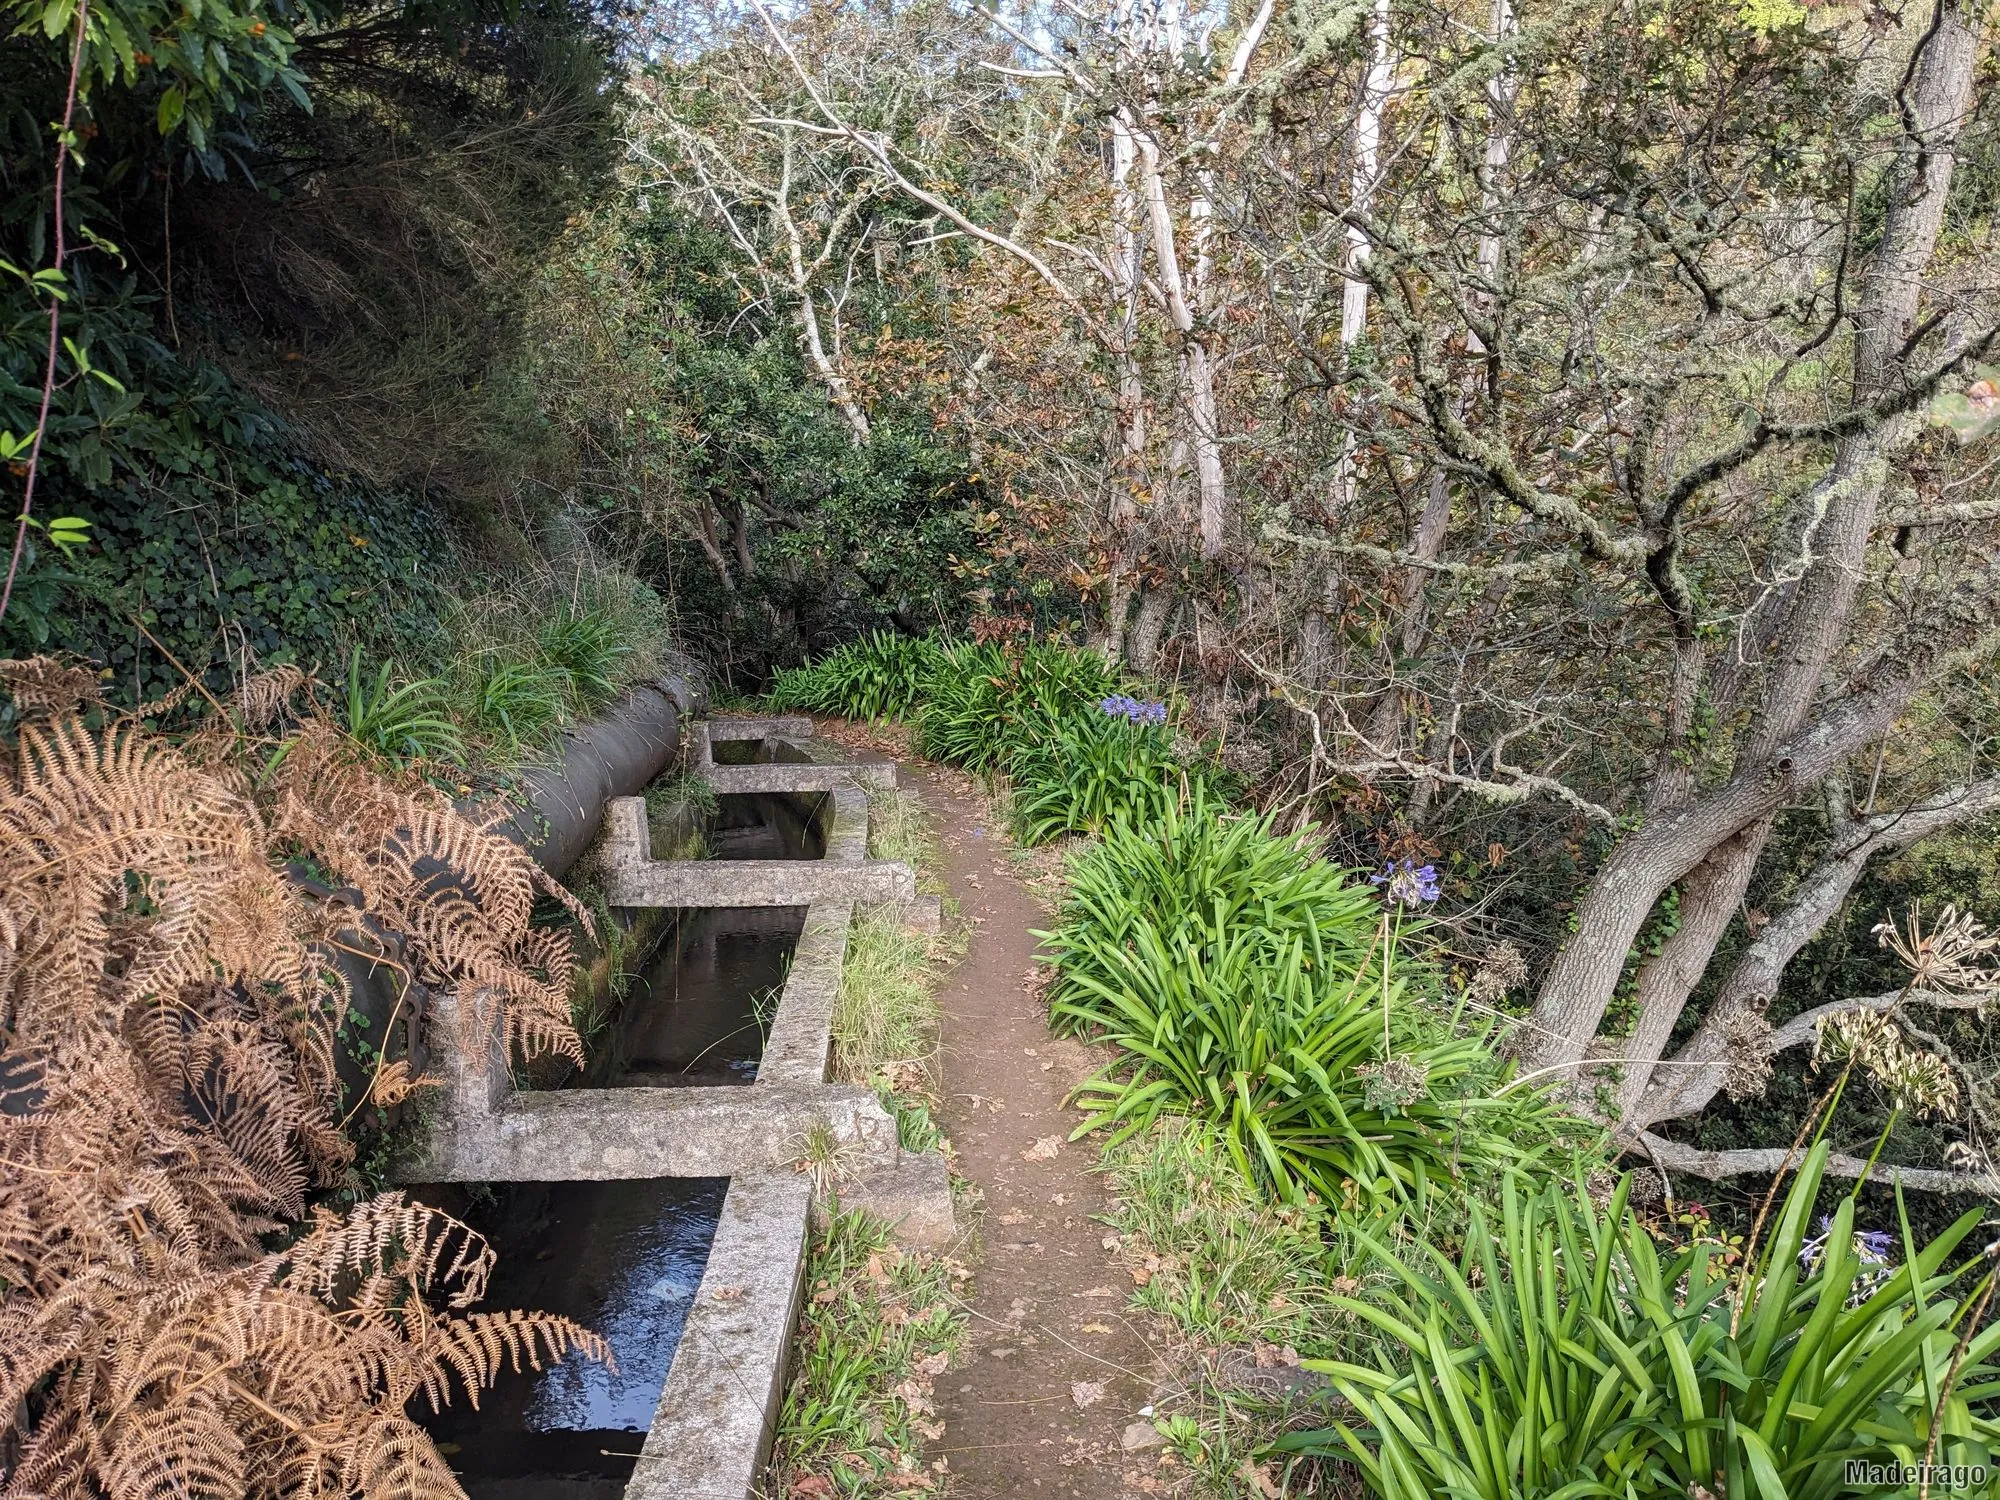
[1632,776,2000,1131]
[1520,4,1981,1088]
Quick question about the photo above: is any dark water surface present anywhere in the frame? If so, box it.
[709,790,827,860]
[417,1177,729,1497]
[602,906,804,1086]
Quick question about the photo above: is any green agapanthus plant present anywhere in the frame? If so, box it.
[1284,1144,2000,1499]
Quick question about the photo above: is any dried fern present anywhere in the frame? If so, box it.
[0,669,605,1499]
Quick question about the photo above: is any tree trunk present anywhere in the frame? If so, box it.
[1634,776,2000,1130]
[1332,0,1394,518]
[794,290,871,443]
[1135,123,1229,560]
[1521,4,1979,1080]
[1365,466,1453,750]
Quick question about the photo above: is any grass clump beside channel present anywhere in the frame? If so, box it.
[1044,800,1587,1209]
[838,785,961,1156]
[645,770,717,859]
[767,1210,970,1499]
[334,559,677,772]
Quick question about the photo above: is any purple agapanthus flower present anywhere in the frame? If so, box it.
[1855,1228,1896,1262]
[1801,1217,1898,1277]
[1099,693,1169,726]
[1372,858,1440,906]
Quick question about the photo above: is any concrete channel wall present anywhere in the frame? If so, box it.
[403,716,953,1500]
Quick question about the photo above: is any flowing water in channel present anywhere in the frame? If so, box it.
[416,1176,729,1498]
[413,771,824,1491]
[603,905,805,1086]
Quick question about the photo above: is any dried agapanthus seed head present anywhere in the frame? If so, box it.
[1626,1167,1665,1207]
[1467,941,1530,1004]
[1356,1055,1431,1116]
[1873,903,2000,996]
[1719,1006,1775,1102]
[1814,1007,1961,1121]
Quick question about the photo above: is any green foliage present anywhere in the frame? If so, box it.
[1043,801,1577,1205]
[770,631,1222,845]
[1285,1146,2000,1498]
[536,606,633,714]
[0,341,456,689]
[529,206,986,670]
[1104,1117,1346,1352]
[914,638,1123,775]
[907,641,1013,770]
[771,1209,966,1498]
[1006,710,1231,845]
[769,628,944,720]
[836,904,950,1087]
[420,567,676,766]
[5,0,308,156]
[340,648,464,767]
[465,655,568,759]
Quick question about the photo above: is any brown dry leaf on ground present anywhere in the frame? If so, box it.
[1022,1134,1064,1160]
[1239,1458,1285,1497]
[1069,1380,1106,1409]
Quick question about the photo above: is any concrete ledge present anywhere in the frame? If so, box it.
[760,901,851,1085]
[628,1170,811,1500]
[846,1151,956,1250]
[608,855,914,908]
[408,1080,898,1181]
[692,720,808,768]
[702,716,814,748]
[824,784,870,863]
[704,761,894,795]
[598,796,912,907]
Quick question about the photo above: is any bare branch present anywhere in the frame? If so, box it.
[1638,1132,2000,1196]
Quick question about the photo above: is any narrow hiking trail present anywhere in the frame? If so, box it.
[910,765,1180,1499]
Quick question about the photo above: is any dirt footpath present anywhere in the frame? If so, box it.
[913,766,1179,1498]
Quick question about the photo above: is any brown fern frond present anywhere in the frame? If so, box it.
[331,1416,467,1500]
[98,1397,246,1500]
[368,1058,441,1108]
[236,665,308,732]
[273,1193,495,1311]
[0,693,602,1496]
[0,656,102,719]
[411,1308,614,1414]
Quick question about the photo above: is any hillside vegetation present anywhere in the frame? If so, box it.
[6,0,2000,1493]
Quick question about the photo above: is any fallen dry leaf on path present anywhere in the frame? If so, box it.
[1070,1380,1106,1409]
[1021,1135,1063,1161]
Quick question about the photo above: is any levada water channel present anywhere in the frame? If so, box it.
[412,785,825,1497]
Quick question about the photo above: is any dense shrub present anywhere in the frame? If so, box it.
[1043,802,1577,1204]
[0,354,457,699]
[1288,1145,2000,1497]
[770,631,1218,843]
[769,628,945,720]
